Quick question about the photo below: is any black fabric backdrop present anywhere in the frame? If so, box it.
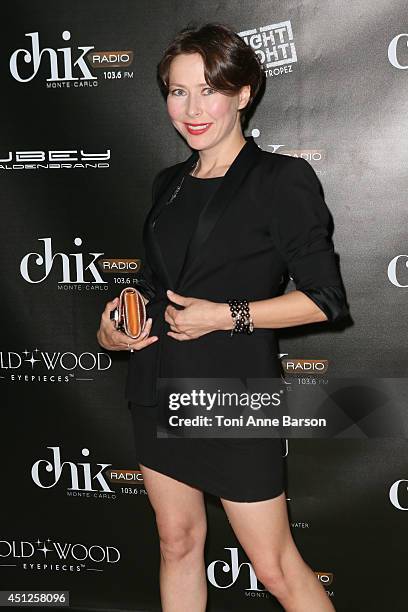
[1,2,407,610]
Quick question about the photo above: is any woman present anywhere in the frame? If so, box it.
[97,22,348,612]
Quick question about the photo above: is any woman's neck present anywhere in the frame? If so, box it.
[193,133,247,178]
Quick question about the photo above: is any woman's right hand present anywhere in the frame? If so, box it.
[96,297,158,351]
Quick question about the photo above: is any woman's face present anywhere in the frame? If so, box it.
[166,52,249,150]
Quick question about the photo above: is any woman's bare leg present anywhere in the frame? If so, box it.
[220,490,335,611]
[140,463,208,612]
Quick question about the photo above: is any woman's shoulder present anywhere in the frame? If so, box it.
[254,147,322,197]
[256,146,316,177]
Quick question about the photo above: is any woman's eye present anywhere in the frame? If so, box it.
[169,88,215,96]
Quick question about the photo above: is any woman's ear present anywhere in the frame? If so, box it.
[238,84,251,111]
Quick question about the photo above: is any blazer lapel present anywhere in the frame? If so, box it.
[144,135,262,292]
[176,135,262,289]
[143,150,199,290]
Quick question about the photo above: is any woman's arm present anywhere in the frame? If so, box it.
[264,156,349,327]
[213,157,349,332]
[213,290,328,332]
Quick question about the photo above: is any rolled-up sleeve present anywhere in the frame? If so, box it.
[270,157,349,322]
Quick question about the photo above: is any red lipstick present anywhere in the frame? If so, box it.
[184,122,212,135]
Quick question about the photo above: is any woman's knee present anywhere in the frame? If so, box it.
[253,558,290,599]
[157,520,207,563]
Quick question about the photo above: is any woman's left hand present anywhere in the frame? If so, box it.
[164,289,229,340]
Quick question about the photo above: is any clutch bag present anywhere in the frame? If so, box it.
[113,287,147,339]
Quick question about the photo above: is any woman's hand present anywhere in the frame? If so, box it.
[164,289,231,341]
[96,297,158,351]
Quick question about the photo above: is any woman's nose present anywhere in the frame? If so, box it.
[186,96,202,118]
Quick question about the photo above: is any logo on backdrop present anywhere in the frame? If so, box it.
[279,352,330,385]
[0,537,120,573]
[9,31,134,87]
[19,237,144,292]
[282,358,329,375]
[20,237,107,289]
[389,479,408,510]
[387,255,408,287]
[207,547,334,596]
[0,148,110,170]
[250,129,326,166]
[388,34,408,69]
[29,447,149,502]
[0,348,111,384]
[31,446,115,496]
[238,21,297,78]
[20,236,146,292]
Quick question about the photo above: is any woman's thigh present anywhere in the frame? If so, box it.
[219,491,303,578]
[139,463,207,548]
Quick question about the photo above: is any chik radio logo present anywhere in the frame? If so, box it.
[31,446,114,495]
[20,237,107,286]
[250,129,326,168]
[19,236,145,292]
[207,547,334,596]
[9,30,134,87]
[10,30,97,85]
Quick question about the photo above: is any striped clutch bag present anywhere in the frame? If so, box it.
[113,287,147,339]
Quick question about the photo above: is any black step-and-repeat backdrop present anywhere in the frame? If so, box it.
[1,2,407,610]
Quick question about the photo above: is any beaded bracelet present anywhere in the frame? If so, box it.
[227,299,254,336]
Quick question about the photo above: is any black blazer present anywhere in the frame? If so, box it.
[126,135,349,405]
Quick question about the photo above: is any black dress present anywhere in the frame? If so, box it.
[129,173,285,502]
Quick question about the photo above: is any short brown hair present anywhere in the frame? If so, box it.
[157,22,264,125]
